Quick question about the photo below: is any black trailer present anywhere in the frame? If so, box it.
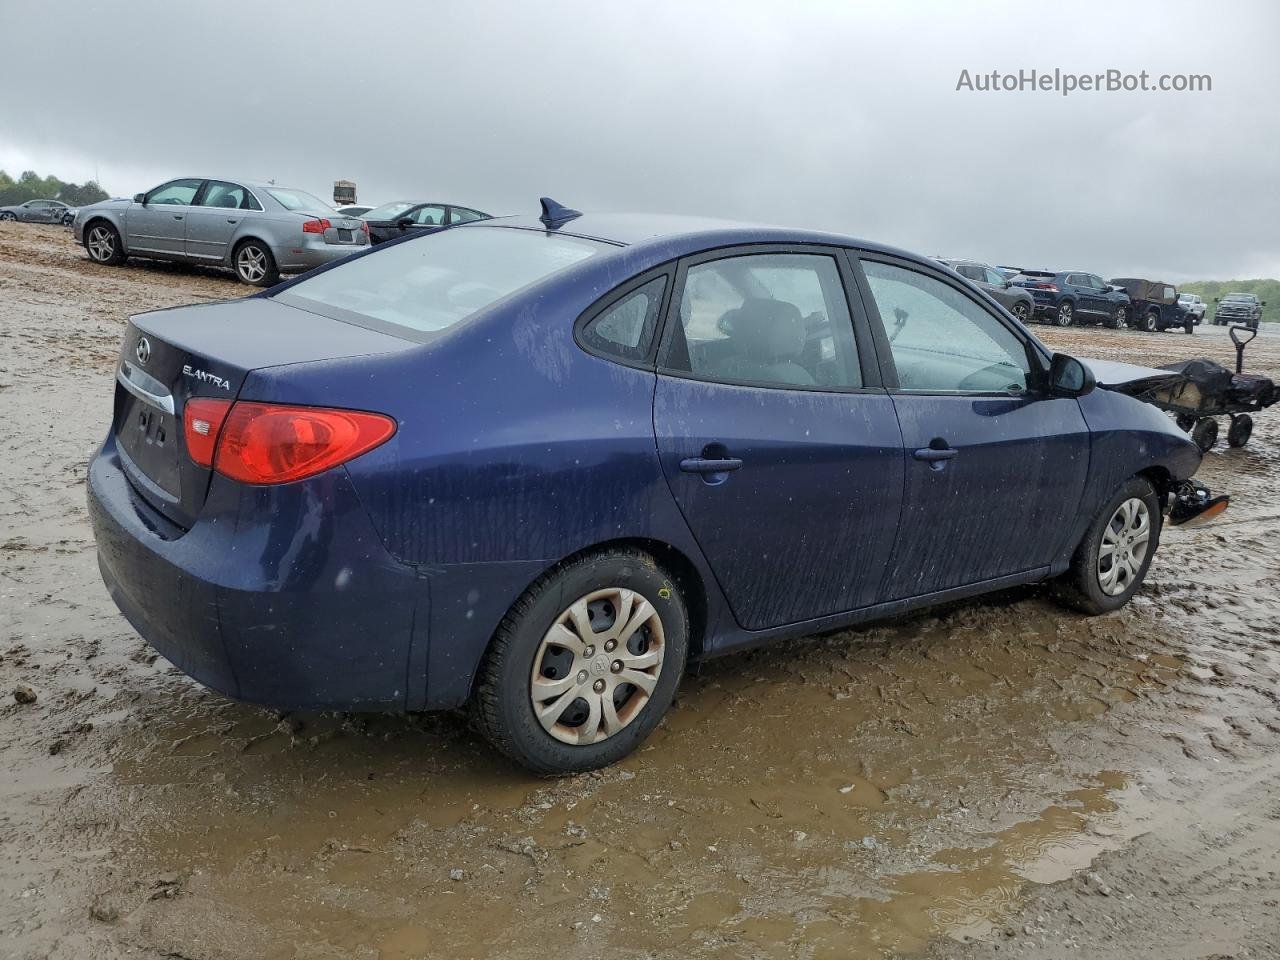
[1119,326,1277,451]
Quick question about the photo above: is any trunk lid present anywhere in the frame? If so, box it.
[112,296,412,529]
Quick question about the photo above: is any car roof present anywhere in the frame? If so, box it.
[467,211,920,262]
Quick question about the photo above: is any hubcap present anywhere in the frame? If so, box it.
[87,226,114,261]
[237,245,267,282]
[529,587,665,746]
[1097,498,1151,597]
[1058,305,1072,325]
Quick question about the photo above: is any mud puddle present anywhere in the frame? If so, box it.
[2,224,1278,959]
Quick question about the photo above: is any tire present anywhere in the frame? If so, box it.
[0,211,16,221]
[1108,306,1128,329]
[1011,300,1031,324]
[1141,310,1159,333]
[232,238,279,286]
[1055,301,1074,327]
[83,220,126,266]
[1191,417,1218,452]
[1057,476,1161,615]
[472,547,689,775]
[1227,414,1253,448]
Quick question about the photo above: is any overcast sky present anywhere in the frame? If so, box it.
[2,0,1277,280]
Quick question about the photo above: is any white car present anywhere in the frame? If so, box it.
[1177,293,1206,323]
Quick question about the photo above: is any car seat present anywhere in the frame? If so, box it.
[712,298,815,386]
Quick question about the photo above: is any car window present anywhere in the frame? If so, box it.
[275,226,606,337]
[983,267,1005,285]
[861,260,1030,394]
[409,205,447,226]
[662,252,861,390]
[146,179,202,205]
[1090,276,1106,290]
[449,207,485,225]
[267,188,331,213]
[365,201,415,221]
[200,181,251,210]
[580,276,667,363]
[955,264,982,281]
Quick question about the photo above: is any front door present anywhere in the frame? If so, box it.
[125,178,202,255]
[854,255,1090,599]
[652,248,904,631]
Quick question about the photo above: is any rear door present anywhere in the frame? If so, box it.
[184,180,256,261]
[125,179,202,255]
[852,254,1089,598]
[652,246,904,631]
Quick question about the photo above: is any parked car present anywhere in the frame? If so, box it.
[73,178,369,286]
[1213,292,1265,328]
[87,202,1210,774]
[0,199,78,225]
[364,200,490,244]
[1110,279,1193,333]
[938,258,1036,323]
[1177,292,1206,323]
[1012,270,1131,328]
[335,204,373,218]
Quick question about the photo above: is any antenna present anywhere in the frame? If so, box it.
[539,197,582,229]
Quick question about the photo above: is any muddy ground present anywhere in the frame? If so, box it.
[1,222,1277,960]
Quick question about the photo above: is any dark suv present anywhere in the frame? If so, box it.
[1212,292,1265,328]
[938,259,1036,323]
[1013,270,1131,328]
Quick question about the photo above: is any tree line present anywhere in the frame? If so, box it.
[0,169,109,207]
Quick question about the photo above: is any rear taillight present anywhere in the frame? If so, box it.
[360,220,369,236]
[183,398,233,467]
[212,402,396,485]
[302,218,332,234]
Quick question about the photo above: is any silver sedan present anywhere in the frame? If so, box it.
[0,199,78,225]
[73,178,369,286]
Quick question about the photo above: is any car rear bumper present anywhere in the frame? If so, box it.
[87,433,423,711]
[277,238,368,273]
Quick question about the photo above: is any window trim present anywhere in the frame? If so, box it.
[848,250,1051,397]
[572,264,677,371]
[653,243,883,394]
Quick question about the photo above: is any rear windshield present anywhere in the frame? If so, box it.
[274,226,608,337]
[268,188,331,212]
[364,201,415,220]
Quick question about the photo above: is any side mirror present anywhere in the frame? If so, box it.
[1048,352,1095,398]
[1002,279,1012,288]
[133,193,146,204]
[395,216,414,229]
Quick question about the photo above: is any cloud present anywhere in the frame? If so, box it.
[2,0,1277,280]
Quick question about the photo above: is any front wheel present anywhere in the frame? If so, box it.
[84,221,126,265]
[1109,306,1128,329]
[472,548,689,775]
[1011,300,1031,324]
[1055,301,1074,326]
[1057,477,1161,615]
[233,239,279,286]
[0,211,15,222]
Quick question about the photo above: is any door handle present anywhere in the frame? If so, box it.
[680,457,743,474]
[226,218,239,224]
[173,214,183,220]
[913,446,957,466]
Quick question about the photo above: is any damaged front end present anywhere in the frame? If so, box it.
[1167,479,1229,527]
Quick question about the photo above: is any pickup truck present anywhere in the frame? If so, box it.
[1110,278,1193,333]
[1213,293,1265,328]
[1012,270,1131,327]
[1177,293,1206,323]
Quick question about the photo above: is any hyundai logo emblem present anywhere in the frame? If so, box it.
[135,336,151,365]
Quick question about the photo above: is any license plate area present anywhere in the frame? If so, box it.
[338,228,352,242]
[116,393,182,498]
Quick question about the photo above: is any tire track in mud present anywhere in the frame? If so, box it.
[2,225,1279,959]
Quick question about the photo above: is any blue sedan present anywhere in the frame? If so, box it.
[88,200,1213,773]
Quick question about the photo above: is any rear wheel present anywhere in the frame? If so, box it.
[1055,301,1074,327]
[1141,310,1159,333]
[84,221,126,266]
[472,548,689,775]
[1191,417,1218,452]
[1057,477,1160,615]
[1227,414,1253,448]
[233,239,279,286]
